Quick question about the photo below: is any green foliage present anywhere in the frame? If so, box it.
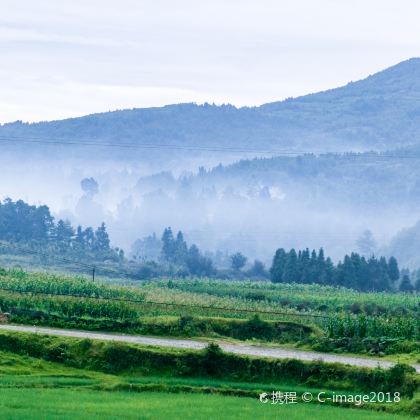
[0,332,417,397]
[270,248,399,292]
[138,315,315,344]
[161,279,419,319]
[0,269,144,323]
[0,199,119,266]
[230,252,247,271]
[0,270,418,353]
[325,315,419,341]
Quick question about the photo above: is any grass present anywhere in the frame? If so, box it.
[0,348,418,418]
[0,389,412,420]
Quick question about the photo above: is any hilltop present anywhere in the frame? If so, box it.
[1,58,420,159]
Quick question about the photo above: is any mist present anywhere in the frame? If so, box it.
[2,147,418,269]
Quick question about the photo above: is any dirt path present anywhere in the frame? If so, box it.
[0,324,418,373]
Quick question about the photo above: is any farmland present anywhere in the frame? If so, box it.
[0,268,419,418]
[0,269,418,356]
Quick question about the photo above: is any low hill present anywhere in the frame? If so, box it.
[1,58,420,162]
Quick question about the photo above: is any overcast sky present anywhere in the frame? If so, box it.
[1,0,420,122]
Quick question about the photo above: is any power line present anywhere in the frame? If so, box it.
[0,284,329,319]
[1,134,420,158]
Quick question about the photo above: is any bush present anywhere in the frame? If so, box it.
[0,331,417,397]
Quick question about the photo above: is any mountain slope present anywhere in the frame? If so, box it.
[1,58,420,157]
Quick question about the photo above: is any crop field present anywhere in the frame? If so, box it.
[0,269,418,418]
[0,269,418,358]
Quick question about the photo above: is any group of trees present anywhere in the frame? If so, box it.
[2,198,419,289]
[160,228,214,276]
[0,198,117,260]
[270,248,402,292]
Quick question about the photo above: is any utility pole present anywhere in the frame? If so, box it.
[92,267,95,282]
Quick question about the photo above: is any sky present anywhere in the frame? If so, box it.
[1,0,420,122]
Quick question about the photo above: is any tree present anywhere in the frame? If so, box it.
[161,227,175,262]
[230,252,247,271]
[75,226,85,249]
[387,256,400,283]
[319,257,334,285]
[340,255,358,289]
[0,198,54,243]
[81,177,99,197]
[356,230,377,256]
[53,219,74,250]
[186,244,214,276]
[174,231,188,264]
[247,260,268,278]
[270,247,400,291]
[270,248,287,283]
[94,222,110,251]
[83,227,95,250]
[399,275,414,292]
[131,233,162,261]
[283,249,300,283]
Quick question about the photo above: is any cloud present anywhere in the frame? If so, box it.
[1,0,420,121]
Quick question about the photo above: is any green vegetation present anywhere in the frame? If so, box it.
[0,332,417,397]
[0,269,418,418]
[163,280,418,315]
[271,248,400,292]
[0,199,121,264]
[0,389,412,420]
[0,270,418,357]
[0,334,418,418]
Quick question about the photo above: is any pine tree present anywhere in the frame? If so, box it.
[387,257,400,283]
[270,248,287,282]
[94,222,110,251]
[75,226,84,248]
[161,227,175,262]
[174,231,188,264]
[320,257,334,285]
[283,249,300,282]
[399,275,414,292]
[83,227,95,250]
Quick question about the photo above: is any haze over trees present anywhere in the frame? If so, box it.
[0,196,410,292]
[0,198,118,261]
[2,60,420,274]
[270,248,400,292]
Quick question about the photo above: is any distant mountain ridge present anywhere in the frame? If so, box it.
[2,58,420,156]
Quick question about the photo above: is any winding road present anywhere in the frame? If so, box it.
[0,324,418,373]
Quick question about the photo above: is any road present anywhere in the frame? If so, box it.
[0,324,418,373]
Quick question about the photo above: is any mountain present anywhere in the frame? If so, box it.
[1,58,420,161]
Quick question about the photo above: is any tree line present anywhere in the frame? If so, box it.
[270,248,402,292]
[1,198,418,291]
[0,198,119,261]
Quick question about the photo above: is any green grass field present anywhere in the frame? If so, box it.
[0,334,418,419]
[0,389,411,420]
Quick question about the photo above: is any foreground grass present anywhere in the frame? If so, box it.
[0,349,418,418]
[0,389,411,420]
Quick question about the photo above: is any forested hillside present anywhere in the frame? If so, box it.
[1,58,420,161]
